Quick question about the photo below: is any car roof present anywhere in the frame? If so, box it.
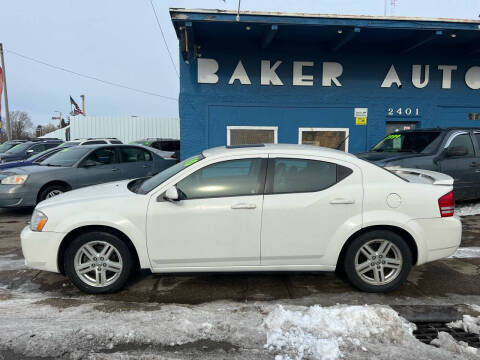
[202,144,357,160]
[397,127,480,133]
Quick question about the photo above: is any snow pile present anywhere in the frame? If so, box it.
[449,315,480,335]
[450,247,480,259]
[431,332,478,356]
[455,202,480,217]
[264,304,415,360]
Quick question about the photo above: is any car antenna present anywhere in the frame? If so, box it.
[336,133,350,151]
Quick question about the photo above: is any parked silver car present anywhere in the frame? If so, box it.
[0,144,175,207]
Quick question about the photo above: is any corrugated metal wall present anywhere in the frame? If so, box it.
[69,116,179,143]
[40,126,69,140]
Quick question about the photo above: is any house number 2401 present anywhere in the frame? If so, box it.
[387,107,420,116]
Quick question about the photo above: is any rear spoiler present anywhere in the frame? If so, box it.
[386,167,454,186]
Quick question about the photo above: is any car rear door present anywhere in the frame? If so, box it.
[260,154,363,267]
[117,146,155,179]
[439,131,477,200]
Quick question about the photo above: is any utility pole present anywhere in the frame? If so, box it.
[0,43,12,140]
[80,94,85,115]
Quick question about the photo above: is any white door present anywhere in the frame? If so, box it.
[260,155,363,266]
[146,156,266,269]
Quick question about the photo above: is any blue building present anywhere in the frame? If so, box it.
[170,9,480,158]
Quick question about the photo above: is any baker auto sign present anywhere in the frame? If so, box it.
[197,58,480,90]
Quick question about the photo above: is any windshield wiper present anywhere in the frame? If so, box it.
[42,164,63,167]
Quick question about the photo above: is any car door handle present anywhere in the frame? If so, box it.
[143,165,151,168]
[231,203,257,210]
[329,198,355,205]
[111,168,120,172]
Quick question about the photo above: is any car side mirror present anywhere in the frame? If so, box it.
[26,149,34,154]
[163,186,179,202]
[445,146,468,157]
[82,159,97,168]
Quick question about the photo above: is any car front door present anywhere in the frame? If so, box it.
[439,132,477,200]
[75,147,123,187]
[260,155,363,267]
[117,146,155,178]
[146,156,266,269]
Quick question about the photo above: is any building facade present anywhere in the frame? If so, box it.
[170,9,480,158]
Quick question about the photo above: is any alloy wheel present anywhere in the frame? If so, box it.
[46,189,63,198]
[354,239,403,286]
[73,241,123,287]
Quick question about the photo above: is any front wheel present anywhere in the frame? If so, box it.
[64,231,133,294]
[39,184,68,201]
[343,230,412,293]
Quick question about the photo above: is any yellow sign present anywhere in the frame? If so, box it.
[356,116,367,125]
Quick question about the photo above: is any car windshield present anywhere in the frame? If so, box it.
[40,147,90,167]
[371,131,442,153]
[5,142,31,154]
[133,154,205,194]
[30,147,65,163]
[0,143,18,153]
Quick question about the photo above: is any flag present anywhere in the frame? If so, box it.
[70,96,83,116]
[0,66,3,136]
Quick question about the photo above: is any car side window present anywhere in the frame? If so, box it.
[30,144,47,153]
[268,158,351,194]
[447,134,474,156]
[119,147,152,163]
[176,158,264,199]
[85,148,117,165]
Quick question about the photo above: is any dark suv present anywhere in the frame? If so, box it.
[356,128,480,201]
[131,138,180,160]
[0,139,63,164]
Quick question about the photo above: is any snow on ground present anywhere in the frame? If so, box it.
[450,247,480,259]
[456,202,480,217]
[0,288,479,359]
[449,314,480,335]
[0,253,25,271]
[431,332,478,356]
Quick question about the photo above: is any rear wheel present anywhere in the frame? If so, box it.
[39,184,68,201]
[64,231,133,294]
[343,230,412,293]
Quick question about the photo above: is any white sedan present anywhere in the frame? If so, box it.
[21,144,461,294]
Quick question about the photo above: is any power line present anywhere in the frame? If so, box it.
[150,0,179,78]
[5,49,178,101]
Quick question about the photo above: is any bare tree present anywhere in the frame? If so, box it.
[42,123,58,135]
[9,110,33,140]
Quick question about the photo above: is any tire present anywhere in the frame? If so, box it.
[64,231,133,294]
[343,230,412,293]
[39,184,68,202]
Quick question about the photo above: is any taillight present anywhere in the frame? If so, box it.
[171,154,179,163]
[438,191,454,217]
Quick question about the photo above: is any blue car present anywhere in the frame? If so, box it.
[0,139,63,164]
[0,146,70,171]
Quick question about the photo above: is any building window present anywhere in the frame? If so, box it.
[227,126,278,146]
[385,122,418,135]
[468,113,480,120]
[298,128,349,152]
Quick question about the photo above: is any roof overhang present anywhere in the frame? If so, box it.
[170,8,480,62]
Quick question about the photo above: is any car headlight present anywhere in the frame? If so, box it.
[30,210,48,232]
[1,174,28,185]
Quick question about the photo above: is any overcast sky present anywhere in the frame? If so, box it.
[0,0,479,126]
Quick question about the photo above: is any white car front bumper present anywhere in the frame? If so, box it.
[20,226,65,273]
